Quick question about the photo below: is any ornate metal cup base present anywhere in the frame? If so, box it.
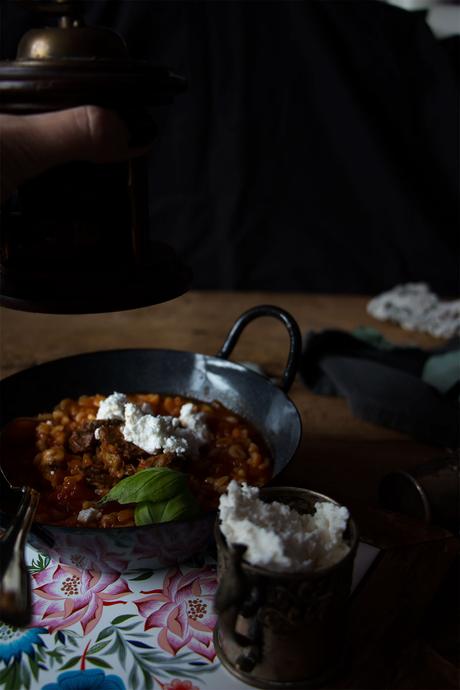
[214,627,341,689]
[213,488,358,689]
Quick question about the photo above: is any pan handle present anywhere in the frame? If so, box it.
[216,305,302,393]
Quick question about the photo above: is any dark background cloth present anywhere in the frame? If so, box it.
[3,1,459,293]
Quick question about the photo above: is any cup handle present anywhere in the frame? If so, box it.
[214,544,264,672]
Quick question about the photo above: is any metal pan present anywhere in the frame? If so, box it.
[0,305,302,572]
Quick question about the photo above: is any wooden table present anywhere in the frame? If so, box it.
[1,292,458,689]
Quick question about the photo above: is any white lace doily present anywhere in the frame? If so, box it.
[367,283,460,339]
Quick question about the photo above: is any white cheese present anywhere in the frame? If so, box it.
[95,393,210,457]
[96,392,128,421]
[218,481,350,572]
[77,507,102,525]
[96,392,153,422]
[179,403,211,448]
[122,402,189,455]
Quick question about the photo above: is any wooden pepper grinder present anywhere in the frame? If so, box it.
[0,0,190,313]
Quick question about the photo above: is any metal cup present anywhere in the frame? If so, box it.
[213,487,359,689]
[379,451,459,535]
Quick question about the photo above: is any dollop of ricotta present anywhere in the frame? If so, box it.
[179,402,211,448]
[218,481,350,572]
[96,392,153,421]
[122,402,189,455]
[96,392,128,421]
[77,507,102,525]
[95,393,210,457]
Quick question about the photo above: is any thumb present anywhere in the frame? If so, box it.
[1,106,148,201]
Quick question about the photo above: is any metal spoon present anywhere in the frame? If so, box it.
[0,418,40,627]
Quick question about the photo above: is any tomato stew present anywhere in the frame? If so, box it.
[33,394,272,527]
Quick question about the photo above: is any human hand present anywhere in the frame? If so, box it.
[0,105,149,202]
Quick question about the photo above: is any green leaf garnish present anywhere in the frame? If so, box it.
[98,467,201,526]
[134,491,200,526]
[98,467,188,506]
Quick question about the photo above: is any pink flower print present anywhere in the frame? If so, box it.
[162,681,201,690]
[134,566,217,662]
[32,563,132,634]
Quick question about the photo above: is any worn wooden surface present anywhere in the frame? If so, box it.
[1,291,458,688]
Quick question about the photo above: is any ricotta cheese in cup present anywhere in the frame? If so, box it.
[218,481,350,572]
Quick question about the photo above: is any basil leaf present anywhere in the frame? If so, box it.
[134,492,200,526]
[98,468,188,506]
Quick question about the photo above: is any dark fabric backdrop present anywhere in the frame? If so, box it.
[3,1,459,293]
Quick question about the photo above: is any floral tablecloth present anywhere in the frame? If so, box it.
[0,543,379,690]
